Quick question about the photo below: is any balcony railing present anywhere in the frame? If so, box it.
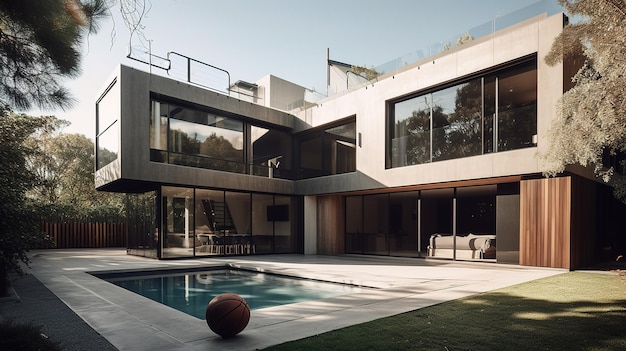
[374,0,563,77]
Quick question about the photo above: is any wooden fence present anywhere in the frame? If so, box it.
[40,222,128,249]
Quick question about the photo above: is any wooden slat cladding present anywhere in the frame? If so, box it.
[316,196,345,255]
[520,177,571,269]
[40,222,128,249]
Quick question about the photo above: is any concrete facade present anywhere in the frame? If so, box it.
[94,11,617,269]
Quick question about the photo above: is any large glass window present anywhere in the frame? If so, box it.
[391,95,431,167]
[150,101,168,162]
[344,185,514,262]
[169,105,244,172]
[497,62,537,151]
[126,186,300,259]
[149,99,293,178]
[432,79,482,161]
[483,76,496,154]
[388,59,537,168]
[96,80,120,170]
[297,118,356,179]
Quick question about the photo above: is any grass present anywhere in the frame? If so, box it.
[263,272,626,351]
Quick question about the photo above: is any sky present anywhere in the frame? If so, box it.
[26,0,560,138]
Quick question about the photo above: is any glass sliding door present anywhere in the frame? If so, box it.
[273,196,295,253]
[225,191,252,254]
[455,185,497,261]
[345,196,363,254]
[362,194,389,255]
[162,186,194,258]
[195,189,225,256]
[125,191,158,258]
[422,189,453,259]
[388,192,419,257]
[252,193,274,254]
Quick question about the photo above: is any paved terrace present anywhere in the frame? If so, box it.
[5,249,564,350]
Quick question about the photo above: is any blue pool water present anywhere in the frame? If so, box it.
[102,269,362,319]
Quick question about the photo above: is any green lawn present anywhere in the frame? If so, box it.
[264,272,626,351]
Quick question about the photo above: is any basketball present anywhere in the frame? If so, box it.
[205,293,250,337]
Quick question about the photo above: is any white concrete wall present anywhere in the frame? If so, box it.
[294,13,565,190]
[255,75,308,111]
[303,196,317,254]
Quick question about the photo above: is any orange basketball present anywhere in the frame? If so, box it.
[205,293,250,337]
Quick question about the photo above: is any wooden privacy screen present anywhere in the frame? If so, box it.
[40,222,128,249]
[316,196,345,255]
[520,177,571,269]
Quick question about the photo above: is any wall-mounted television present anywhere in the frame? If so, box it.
[267,204,289,222]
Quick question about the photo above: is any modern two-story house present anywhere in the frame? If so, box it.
[94,3,622,269]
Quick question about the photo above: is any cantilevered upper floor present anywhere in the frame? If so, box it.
[95,9,578,196]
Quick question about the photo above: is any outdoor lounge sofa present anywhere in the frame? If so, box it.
[428,233,496,260]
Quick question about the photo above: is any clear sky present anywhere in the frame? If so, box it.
[26,0,560,138]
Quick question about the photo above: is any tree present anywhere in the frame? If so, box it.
[541,0,626,199]
[0,0,107,111]
[0,1,111,295]
[24,116,126,222]
[0,107,52,296]
[25,116,71,204]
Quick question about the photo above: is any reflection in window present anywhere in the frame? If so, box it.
[149,99,293,178]
[388,59,537,168]
[432,80,482,161]
[96,80,120,170]
[169,118,243,161]
[391,95,431,167]
[161,186,194,258]
[483,77,496,154]
[251,126,292,179]
[297,118,356,179]
[497,62,537,151]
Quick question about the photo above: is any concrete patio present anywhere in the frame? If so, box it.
[2,249,564,350]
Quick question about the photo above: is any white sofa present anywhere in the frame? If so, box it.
[428,233,496,260]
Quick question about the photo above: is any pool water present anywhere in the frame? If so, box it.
[103,269,362,319]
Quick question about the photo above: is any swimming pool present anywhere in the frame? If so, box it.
[98,268,363,319]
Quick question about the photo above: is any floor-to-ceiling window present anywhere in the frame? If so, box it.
[362,194,389,255]
[454,186,496,261]
[344,184,507,262]
[126,191,158,258]
[162,186,195,258]
[388,192,419,257]
[345,196,363,254]
[133,186,301,259]
[273,195,296,253]
[387,57,537,168]
[421,189,454,258]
